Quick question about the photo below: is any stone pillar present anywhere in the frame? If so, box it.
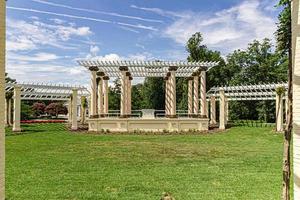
[89,67,98,117]
[97,72,105,116]
[7,99,12,126]
[193,73,199,116]
[166,73,171,117]
[127,76,132,117]
[219,88,226,130]
[0,1,5,198]
[293,0,300,197]
[103,76,109,115]
[120,66,128,118]
[4,99,7,127]
[13,85,21,132]
[225,98,229,125]
[276,92,284,132]
[71,89,78,130]
[188,77,193,116]
[68,98,72,123]
[210,96,216,125]
[164,76,169,117]
[200,71,207,117]
[169,66,177,118]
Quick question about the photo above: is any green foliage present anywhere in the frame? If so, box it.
[276,0,291,55]
[21,102,33,120]
[108,78,121,110]
[141,77,165,109]
[81,96,88,108]
[276,86,286,96]
[6,124,283,199]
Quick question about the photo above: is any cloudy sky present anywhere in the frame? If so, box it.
[6,0,279,86]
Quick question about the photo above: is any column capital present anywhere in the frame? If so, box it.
[126,72,131,77]
[89,66,99,71]
[103,76,110,80]
[166,72,171,77]
[192,71,200,76]
[168,66,178,71]
[129,76,133,81]
[96,77,101,84]
[14,85,22,90]
[119,66,128,71]
[164,76,169,81]
[187,77,194,81]
[96,71,105,77]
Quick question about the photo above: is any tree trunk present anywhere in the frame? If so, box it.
[282,2,293,198]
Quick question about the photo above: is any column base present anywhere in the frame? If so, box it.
[13,127,22,132]
[90,115,99,119]
[119,115,128,118]
[168,115,178,119]
[71,126,78,131]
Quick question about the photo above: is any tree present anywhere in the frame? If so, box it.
[45,103,67,118]
[32,102,46,117]
[141,77,165,109]
[109,78,121,110]
[21,102,33,120]
[276,0,292,199]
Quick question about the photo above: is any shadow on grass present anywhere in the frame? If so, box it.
[5,123,68,136]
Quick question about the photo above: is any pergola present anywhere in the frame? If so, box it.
[5,82,89,132]
[206,83,288,131]
[78,60,219,132]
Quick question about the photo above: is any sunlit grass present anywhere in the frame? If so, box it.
[6,124,283,199]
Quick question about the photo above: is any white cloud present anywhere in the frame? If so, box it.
[157,0,277,53]
[8,52,59,62]
[6,18,92,51]
[50,18,66,24]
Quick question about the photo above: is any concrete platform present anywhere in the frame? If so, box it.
[87,117,209,132]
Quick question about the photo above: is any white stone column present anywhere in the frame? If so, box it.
[71,89,78,130]
[188,77,193,116]
[276,92,284,132]
[97,76,104,116]
[167,74,171,117]
[7,99,12,126]
[127,76,132,117]
[210,96,216,125]
[68,98,72,123]
[120,66,128,118]
[13,85,21,132]
[103,76,109,115]
[169,67,177,118]
[193,74,199,116]
[165,76,168,116]
[200,71,207,117]
[0,1,5,197]
[219,88,226,130]
[4,99,7,127]
[293,0,300,197]
[89,67,98,117]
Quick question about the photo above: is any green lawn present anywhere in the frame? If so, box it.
[6,124,283,200]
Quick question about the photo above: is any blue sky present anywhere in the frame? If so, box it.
[6,0,279,86]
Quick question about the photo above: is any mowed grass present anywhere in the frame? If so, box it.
[6,124,283,200]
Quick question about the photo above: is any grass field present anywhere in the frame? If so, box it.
[5,124,283,200]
